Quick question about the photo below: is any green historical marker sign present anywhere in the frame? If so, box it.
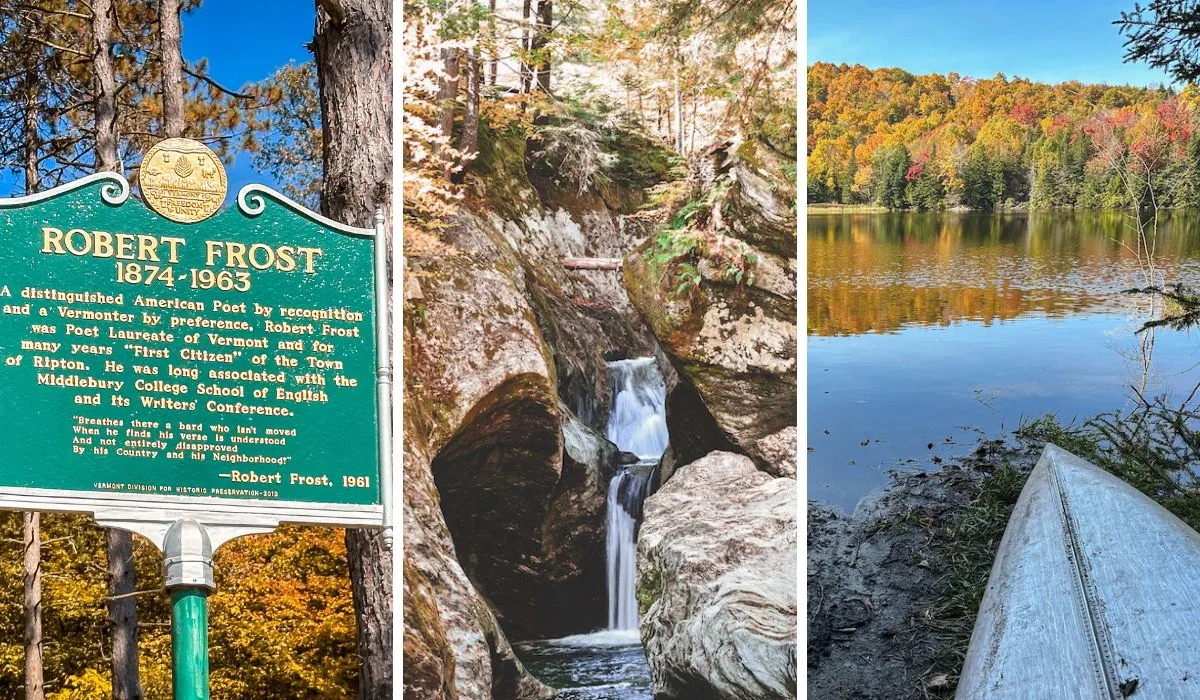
[0,139,392,700]
[0,170,385,527]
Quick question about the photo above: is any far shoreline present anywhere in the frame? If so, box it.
[803,201,1200,214]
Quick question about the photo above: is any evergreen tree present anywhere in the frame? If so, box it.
[871,144,911,209]
[906,159,944,211]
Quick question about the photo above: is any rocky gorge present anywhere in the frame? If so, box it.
[402,118,798,699]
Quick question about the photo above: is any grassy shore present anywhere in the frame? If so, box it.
[806,202,1035,213]
[807,438,1039,699]
[806,202,891,213]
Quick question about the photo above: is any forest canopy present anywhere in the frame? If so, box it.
[807,62,1200,210]
[404,0,795,237]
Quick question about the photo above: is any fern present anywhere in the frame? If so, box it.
[675,263,703,295]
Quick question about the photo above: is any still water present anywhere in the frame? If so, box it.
[809,211,1200,510]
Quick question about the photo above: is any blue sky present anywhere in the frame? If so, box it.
[3,1,315,197]
[808,0,1177,87]
[182,0,316,198]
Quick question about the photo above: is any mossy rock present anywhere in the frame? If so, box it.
[638,557,664,617]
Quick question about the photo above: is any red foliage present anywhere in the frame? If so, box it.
[1156,98,1191,143]
[1110,108,1138,129]
[1129,134,1166,164]
[1011,103,1038,127]
[1045,113,1071,137]
[905,163,924,181]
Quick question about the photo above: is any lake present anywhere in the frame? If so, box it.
[808,211,1200,511]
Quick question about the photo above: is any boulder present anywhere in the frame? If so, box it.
[754,426,798,479]
[722,139,797,260]
[637,451,797,699]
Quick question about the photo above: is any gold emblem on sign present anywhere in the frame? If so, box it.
[139,138,227,224]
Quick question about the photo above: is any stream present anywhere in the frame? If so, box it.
[516,358,664,699]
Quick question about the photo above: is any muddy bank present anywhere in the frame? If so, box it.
[807,438,1041,699]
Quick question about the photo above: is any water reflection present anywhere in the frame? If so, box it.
[808,212,1200,510]
[808,211,1200,336]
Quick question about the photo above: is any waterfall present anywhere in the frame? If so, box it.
[607,358,668,459]
[605,358,667,631]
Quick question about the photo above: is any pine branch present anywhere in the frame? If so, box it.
[182,65,255,100]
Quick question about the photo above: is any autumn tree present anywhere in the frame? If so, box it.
[806,62,1200,210]
[906,152,945,211]
[871,144,910,209]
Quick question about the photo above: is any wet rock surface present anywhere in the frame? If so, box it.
[430,372,563,641]
[637,451,797,700]
[536,406,623,637]
[403,426,554,700]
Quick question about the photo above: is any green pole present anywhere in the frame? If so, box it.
[164,520,214,700]
[171,587,210,700]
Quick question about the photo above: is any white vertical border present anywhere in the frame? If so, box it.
[392,0,405,694]
[797,0,808,697]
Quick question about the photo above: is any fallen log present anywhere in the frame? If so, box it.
[562,257,622,270]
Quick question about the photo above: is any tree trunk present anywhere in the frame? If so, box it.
[459,49,481,163]
[94,4,141,698]
[689,89,698,154]
[534,0,552,93]
[562,257,622,270]
[520,0,532,92]
[488,0,497,86]
[93,0,120,172]
[160,0,185,137]
[22,62,44,700]
[346,529,392,698]
[23,68,38,195]
[106,530,140,700]
[673,62,683,153]
[437,48,460,142]
[314,2,393,697]
[23,513,42,700]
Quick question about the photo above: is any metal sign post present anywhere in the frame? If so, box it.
[373,208,393,549]
[0,139,390,697]
[165,520,213,700]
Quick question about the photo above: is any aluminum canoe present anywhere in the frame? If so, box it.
[958,444,1200,699]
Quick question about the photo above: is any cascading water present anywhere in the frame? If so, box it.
[605,358,667,631]
[606,358,668,459]
[514,358,664,699]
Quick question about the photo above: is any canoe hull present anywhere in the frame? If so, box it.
[958,444,1200,699]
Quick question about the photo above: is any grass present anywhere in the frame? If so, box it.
[1018,403,1200,530]
[915,463,1028,698]
[807,203,891,213]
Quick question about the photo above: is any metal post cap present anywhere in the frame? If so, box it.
[163,519,215,591]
